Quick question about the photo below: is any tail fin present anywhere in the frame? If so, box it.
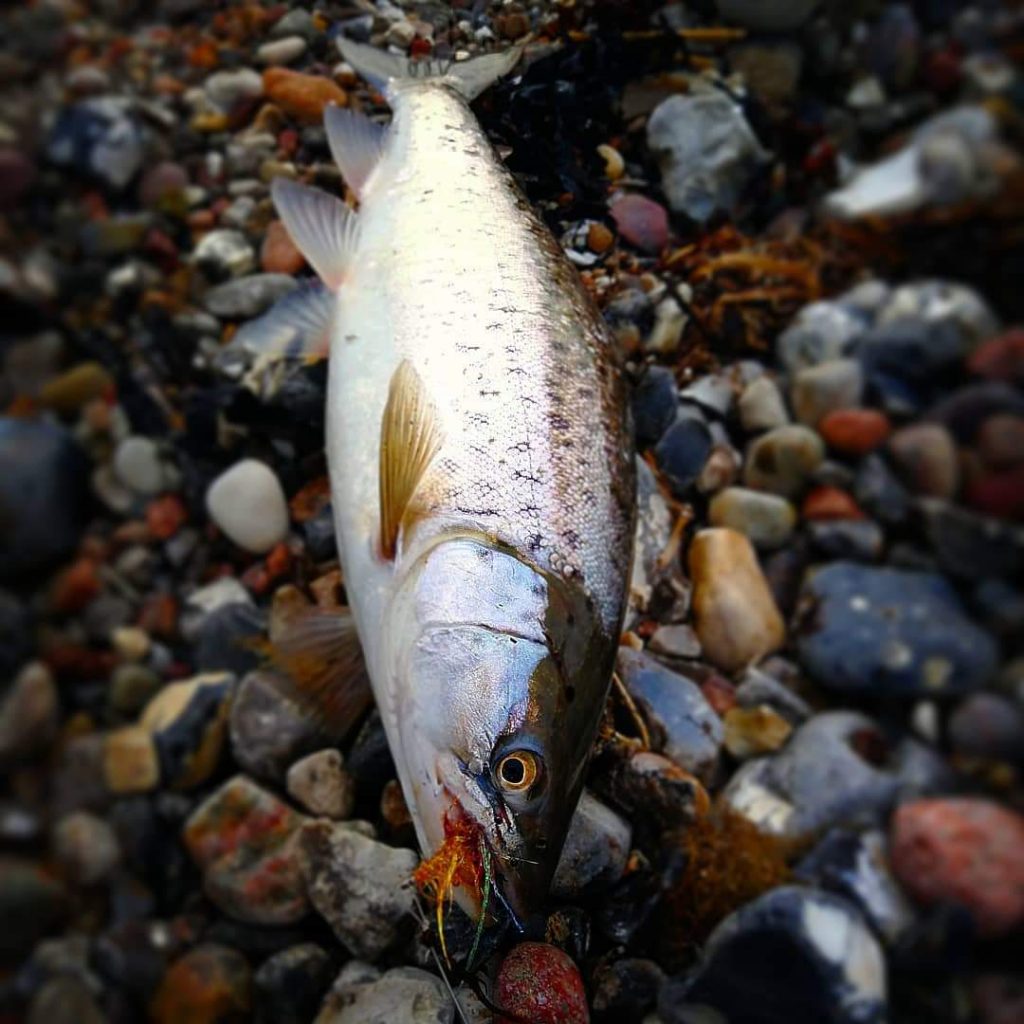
[337,37,522,103]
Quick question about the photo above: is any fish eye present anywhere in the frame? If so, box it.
[495,750,540,793]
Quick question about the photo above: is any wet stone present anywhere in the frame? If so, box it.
[744,425,825,499]
[646,90,768,223]
[0,661,58,765]
[316,965,453,1024]
[204,274,297,319]
[796,828,915,945]
[552,790,632,898]
[184,774,309,925]
[709,487,797,550]
[948,693,1024,762]
[150,943,252,1024]
[286,749,355,820]
[654,413,713,497]
[496,943,589,1024]
[618,647,723,782]
[253,943,335,1024]
[854,454,911,525]
[632,365,678,447]
[807,519,885,562]
[46,98,145,190]
[660,886,886,1024]
[195,601,266,676]
[791,359,864,426]
[206,458,289,554]
[27,976,106,1024]
[591,956,664,1022]
[229,669,330,782]
[890,798,1024,938]
[797,562,997,697]
[0,856,67,959]
[724,711,901,839]
[738,375,790,432]
[52,810,120,886]
[0,418,90,580]
[919,498,1024,580]
[299,819,417,961]
[777,301,865,373]
[140,672,235,790]
[689,528,786,674]
[193,229,255,280]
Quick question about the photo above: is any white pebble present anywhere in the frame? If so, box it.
[205,459,289,554]
[113,436,165,495]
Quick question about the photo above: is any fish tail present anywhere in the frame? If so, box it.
[337,37,523,103]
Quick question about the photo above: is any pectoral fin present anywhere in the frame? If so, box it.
[379,360,443,559]
[270,178,359,291]
[262,606,372,735]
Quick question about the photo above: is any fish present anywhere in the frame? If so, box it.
[268,39,636,931]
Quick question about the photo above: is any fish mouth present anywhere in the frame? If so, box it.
[423,755,547,938]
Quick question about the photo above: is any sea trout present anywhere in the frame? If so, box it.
[270,39,635,929]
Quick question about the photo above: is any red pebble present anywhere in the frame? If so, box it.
[967,328,1024,385]
[965,466,1024,521]
[496,942,589,1024]
[818,408,891,456]
[146,495,187,540]
[890,798,1024,939]
[700,674,737,717]
[260,219,304,274]
[50,557,101,613]
[801,486,865,521]
[608,194,669,255]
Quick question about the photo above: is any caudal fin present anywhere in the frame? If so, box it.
[337,37,523,103]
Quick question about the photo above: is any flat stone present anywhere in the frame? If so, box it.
[660,886,886,1024]
[647,90,768,223]
[708,487,797,550]
[791,359,864,426]
[315,966,453,1024]
[890,798,1024,938]
[796,562,997,696]
[617,646,723,781]
[738,375,789,432]
[184,775,309,925]
[287,749,355,819]
[230,669,331,782]
[300,819,418,960]
[744,425,825,498]
[551,790,632,898]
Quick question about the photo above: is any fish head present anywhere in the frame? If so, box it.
[397,621,602,931]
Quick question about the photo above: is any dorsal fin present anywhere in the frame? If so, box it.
[324,105,388,199]
[270,178,359,291]
[262,605,371,736]
[379,360,443,559]
[337,37,523,104]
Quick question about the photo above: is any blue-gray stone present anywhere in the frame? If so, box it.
[654,412,712,497]
[0,419,90,581]
[660,886,886,1024]
[854,455,909,525]
[796,562,997,696]
[616,647,722,782]
[807,520,884,562]
[632,366,678,447]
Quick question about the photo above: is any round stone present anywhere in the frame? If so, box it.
[708,487,797,549]
[205,459,289,553]
[744,425,825,498]
[113,436,165,495]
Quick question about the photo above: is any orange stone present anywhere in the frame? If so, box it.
[51,558,101,613]
[262,67,347,124]
[260,219,304,274]
[587,221,615,253]
[801,485,865,521]
[818,408,891,456]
